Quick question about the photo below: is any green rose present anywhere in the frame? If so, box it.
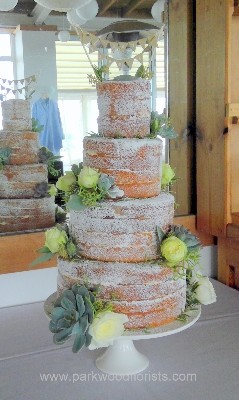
[78,166,99,189]
[45,227,68,254]
[161,236,187,265]
[161,163,175,187]
[56,171,76,192]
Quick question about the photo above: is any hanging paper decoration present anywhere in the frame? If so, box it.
[0,75,37,100]
[35,0,90,12]
[0,0,18,12]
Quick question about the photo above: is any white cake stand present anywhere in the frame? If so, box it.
[44,293,201,375]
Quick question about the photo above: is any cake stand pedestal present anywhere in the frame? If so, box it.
[95,307,201,375]
[44,294,200,376]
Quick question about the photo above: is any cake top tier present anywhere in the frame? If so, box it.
[96,78,151,139]
[1,99,32,131]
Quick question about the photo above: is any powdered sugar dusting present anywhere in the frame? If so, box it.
[83,137,163,198]
[97,79,151,138]
[0,164,48,198]
[0,131,40,164]
[1,99,32,131]
[69,194,174,262]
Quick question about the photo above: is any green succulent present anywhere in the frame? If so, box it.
[150,111,178,139]
[38,147,62,177]
[135,65,154,80]
[0,148,11,170]
[172,225,201,252]
[49,285,96,353]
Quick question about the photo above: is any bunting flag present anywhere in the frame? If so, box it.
[0,74,36,98]
[74,25,164,74]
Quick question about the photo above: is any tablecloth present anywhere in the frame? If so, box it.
[0,279,238,400]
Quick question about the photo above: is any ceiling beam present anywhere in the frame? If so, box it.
[30,4,51,25]
[98,0,117,17]
[124,0,145,17]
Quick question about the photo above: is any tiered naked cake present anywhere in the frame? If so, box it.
[0,99,55,233]
[57,79,186,330]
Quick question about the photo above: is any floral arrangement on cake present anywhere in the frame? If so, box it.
[55,163,124,209]
[49,283,128,353]
[0,148,11,170]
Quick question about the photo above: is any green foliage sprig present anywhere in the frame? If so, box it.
[149,111,178,139]
[57,163,124,211]
[88,65,109,85]
[30,225,77,267]
[38,147,62,177]
[135,65,154,80]
[32,117,44,133]
[156,225,201,277]
[0,148,11,170]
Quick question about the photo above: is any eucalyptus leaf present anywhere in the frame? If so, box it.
[72,333,86,353]
[53,327,73,344]
[30,252,54,267]
[38,246,52,254]
[66,194,87,211]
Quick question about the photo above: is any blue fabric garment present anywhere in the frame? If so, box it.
[32,98,64,154]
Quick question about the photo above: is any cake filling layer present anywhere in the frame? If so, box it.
[69,193,174,263]
[83,136,163,198]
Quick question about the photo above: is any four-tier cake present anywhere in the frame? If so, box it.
[57,79,186,330]
[0,99,55,233]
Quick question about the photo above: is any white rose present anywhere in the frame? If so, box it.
[194,276,217,305]
[88,311,128,350]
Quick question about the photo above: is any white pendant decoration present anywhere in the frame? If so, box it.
[67,9,87,27]
[0,0,18,11]
[35,0,89,12]
[76,0,99,21]
[151,0,164,22]
[58,30,70,42]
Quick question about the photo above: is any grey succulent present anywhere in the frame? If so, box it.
[172,225,201,252]
[49,285,96,353]
[33,182,49,198]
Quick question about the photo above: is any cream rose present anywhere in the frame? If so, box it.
[161,163,175,187]
[56,171,76,192]
[161,236,188,265]
[194,276,217,305]
[88,311,128,350]
[45,227,68,254]
[78,166,99,189]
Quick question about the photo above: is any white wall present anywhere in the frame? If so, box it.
[14,28,58,101]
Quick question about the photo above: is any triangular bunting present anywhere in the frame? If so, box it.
[20,79,25,84]
[124,58,134,69]
[127,41,137,51]
[110,42,119,51]
[115,59,124,70]
[89,44,97,54]
[135,52,144,64]
[118,42,128,52]
[138,38,147,49]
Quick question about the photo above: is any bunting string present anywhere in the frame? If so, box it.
[0,75,36,97]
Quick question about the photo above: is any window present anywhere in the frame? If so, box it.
[0,33,14,129]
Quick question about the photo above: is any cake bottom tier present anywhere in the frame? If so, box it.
[57,258,186,330]
[0,197,55,233]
